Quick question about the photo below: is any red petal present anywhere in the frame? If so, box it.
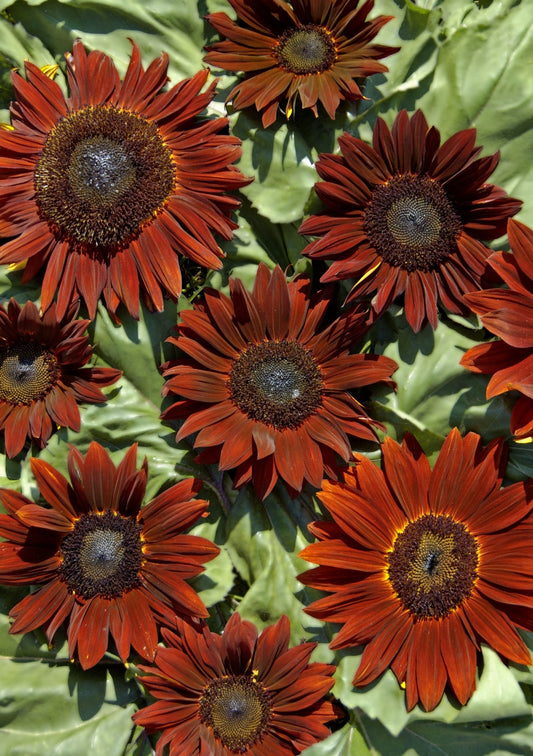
[30,458,77,520]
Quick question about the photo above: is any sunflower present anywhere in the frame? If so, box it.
[204,0,398,128]
[0,297,121,457]
[461,219,533,441]
[0,40,251,320]
[161,263,397,500]
[300,110,522,331]
[0,442,219,669]
[299,428,533,712]
[133,612,337,755]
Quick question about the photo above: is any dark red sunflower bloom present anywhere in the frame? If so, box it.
[0,40,251,320]
[461,219,533,441]
[161,263,397,500]
[133,612,337,755]
[0,297,120,457]
[0,442,219,669]
[204,0,398,128]
[299,428,533,712]
[300,110,522,331]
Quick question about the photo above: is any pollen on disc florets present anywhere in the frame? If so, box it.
[0,342,59,405]
[199,674,273,751]
[275,24,337,75]
[387,513,479,619]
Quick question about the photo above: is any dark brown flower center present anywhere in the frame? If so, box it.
[275,24,337,74]
[0,342,59,404]
[229,340,323,430]
[59,510,143,599]
[364,175,462,272]
[34,105,175,252]
[387,514,478,619]
[199,674,272,752]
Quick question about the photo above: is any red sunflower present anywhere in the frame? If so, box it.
[461,219,533,441]
[0,297,120,457]
[0,40,251,320]
[300,110,522,331]
[161,263,397,500]
[133,612,337,755]
[204,0,398,128]
[299,429,533,711]
[0,442,219,669]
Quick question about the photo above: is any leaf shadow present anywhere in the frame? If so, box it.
[68,662,138,722]
[371,306,436,363]
[224,482,318,550]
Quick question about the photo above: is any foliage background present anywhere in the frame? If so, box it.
[1,0,533,753]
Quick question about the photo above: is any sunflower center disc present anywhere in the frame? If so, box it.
[34,105,175,251]
[276,24,337,74]
[387,514,479,619]
[364,174,462,272]
[60,510,143,598]
[387,196,441,247]
[199,674,272,751]
[251,359,306,402]
[68,137,136,205]
[0,342,59,404]
[229,340,323,430]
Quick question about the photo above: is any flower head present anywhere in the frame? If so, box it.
[300,110,522,331]
[0,298,120,457]
[461,219,533,441]
[133,612,337,755]
[0,40,251,320]
[299,429,533,711]
[161,263,397,500]
[204,0,398,127]
[0,442,219,669]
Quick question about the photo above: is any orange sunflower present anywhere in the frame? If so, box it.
[0,40,251,320]
[461,219,533,441]
[0,442,219,669]
[299,428,533,711]
[204,0,398,127]
[133,612,337,755]
[161,263,397,500]
[300,110,522,331]
[0,297,120,457]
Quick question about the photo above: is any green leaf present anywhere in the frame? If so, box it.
[0,656,138,756]
[303,721,371,756]
[4,0,207,80]
[0,16,58,119]
[208,201,310,295]
[370,309,514,466]
[416,0,533,227]
[360,709,533,756]
[231,111,320,225]
[335,644,531,737]
[221,485,329,646]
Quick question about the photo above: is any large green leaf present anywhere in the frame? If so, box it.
[335,643,531,736]
[416,0,533,228]
[221,485,327,644]
[4,0,207,78]
[369,308,522,471]
[0,597,138,756]
[304,721,371,756]
[0,660,138,756]
[360,709,533,756]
